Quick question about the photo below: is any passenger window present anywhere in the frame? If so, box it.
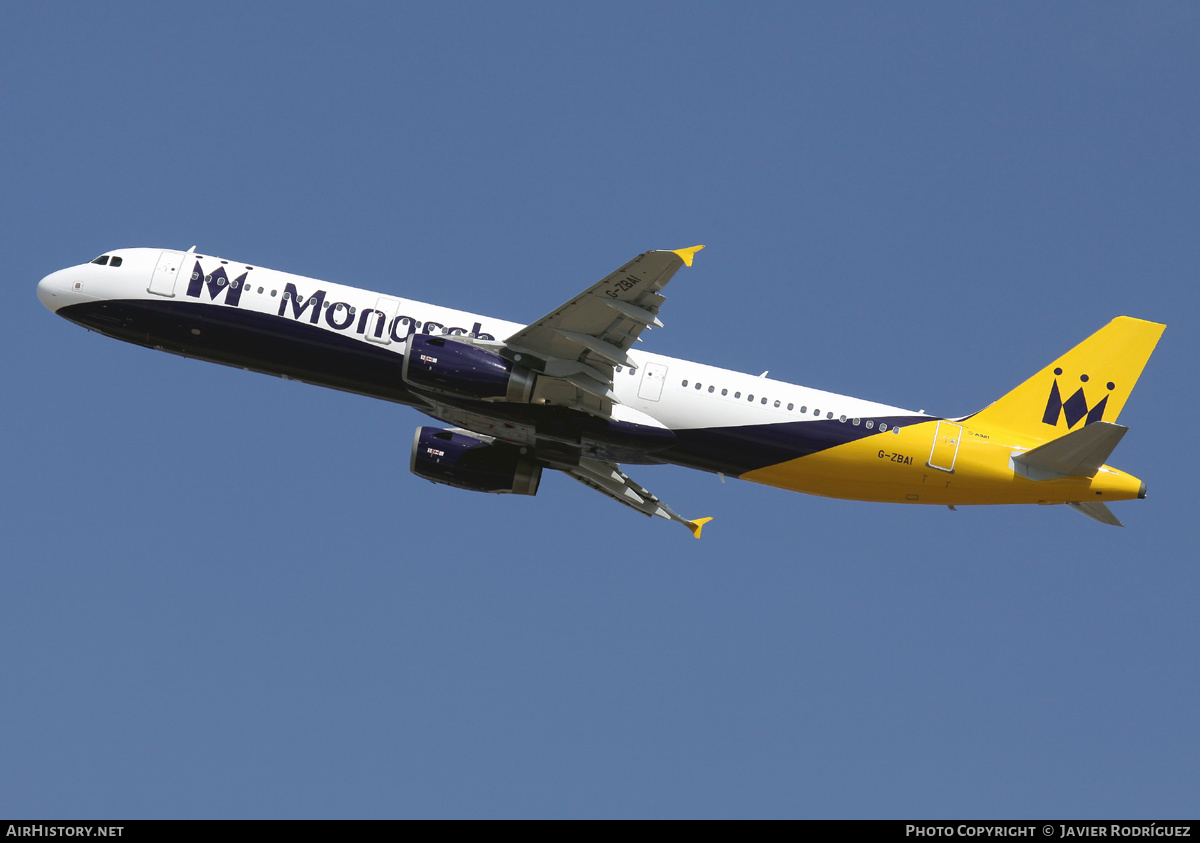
[852,418,860,426]
[721,389,728,396]
[761,397,767,404]
[110,256,123,267]
[708,386,715,393]
[800,406,806,413]
[787,403,794,410]
[734,392,741,399]
[879,423,888,432]
[748,394,754,402]
[682,380,688,387]
[695,382,702,390]
[827,412,834,419]
[774,400,781,408]
[866,421,874,429]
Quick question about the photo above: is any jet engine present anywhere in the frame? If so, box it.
[410,426,542,495]
[402,335,535,402]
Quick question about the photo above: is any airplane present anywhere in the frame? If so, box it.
[36,245,1165,535]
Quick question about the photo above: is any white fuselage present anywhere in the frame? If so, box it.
[36,247,916,440]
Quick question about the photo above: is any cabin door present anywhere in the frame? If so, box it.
[147,251,183,297]
[927,421,962,473]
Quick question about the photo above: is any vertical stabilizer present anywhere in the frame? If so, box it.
[969,316,1164,442]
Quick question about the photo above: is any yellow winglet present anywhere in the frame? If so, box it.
[672,245,705,267]
[686,517,713,539]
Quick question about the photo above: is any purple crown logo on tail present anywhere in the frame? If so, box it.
[1042,367,1115,429]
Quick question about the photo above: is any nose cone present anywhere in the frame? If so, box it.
[37,266,96,313]
[37,269,67,312]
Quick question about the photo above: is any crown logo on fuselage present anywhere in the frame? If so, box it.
[1042,367,1115,429]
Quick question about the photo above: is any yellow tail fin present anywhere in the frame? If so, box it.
[970,316,1165,441]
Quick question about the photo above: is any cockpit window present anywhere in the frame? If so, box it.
[91,255,110,265]
[110,256,123,267]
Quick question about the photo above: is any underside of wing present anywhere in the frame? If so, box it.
[566,457,712,538]
[502,247,703,418]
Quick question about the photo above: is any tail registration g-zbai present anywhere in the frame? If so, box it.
[37,246,1165,534]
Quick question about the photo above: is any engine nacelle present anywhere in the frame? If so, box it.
[402,335,534,401]
[410,426,542,495]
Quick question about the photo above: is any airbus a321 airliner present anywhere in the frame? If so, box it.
[37,246,1164,535]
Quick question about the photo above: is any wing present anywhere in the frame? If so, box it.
[501,246,704,418]
[566,458,712,539]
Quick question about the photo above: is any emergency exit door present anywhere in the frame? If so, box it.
[638,362,668,401]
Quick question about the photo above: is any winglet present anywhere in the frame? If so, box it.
[672,245,705,268]
[686,516,713,539]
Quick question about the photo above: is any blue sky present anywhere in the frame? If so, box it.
[3,1,1197,818]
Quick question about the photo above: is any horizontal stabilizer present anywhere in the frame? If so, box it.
[1066,501,1124,527]
[1012,421,1128,480]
